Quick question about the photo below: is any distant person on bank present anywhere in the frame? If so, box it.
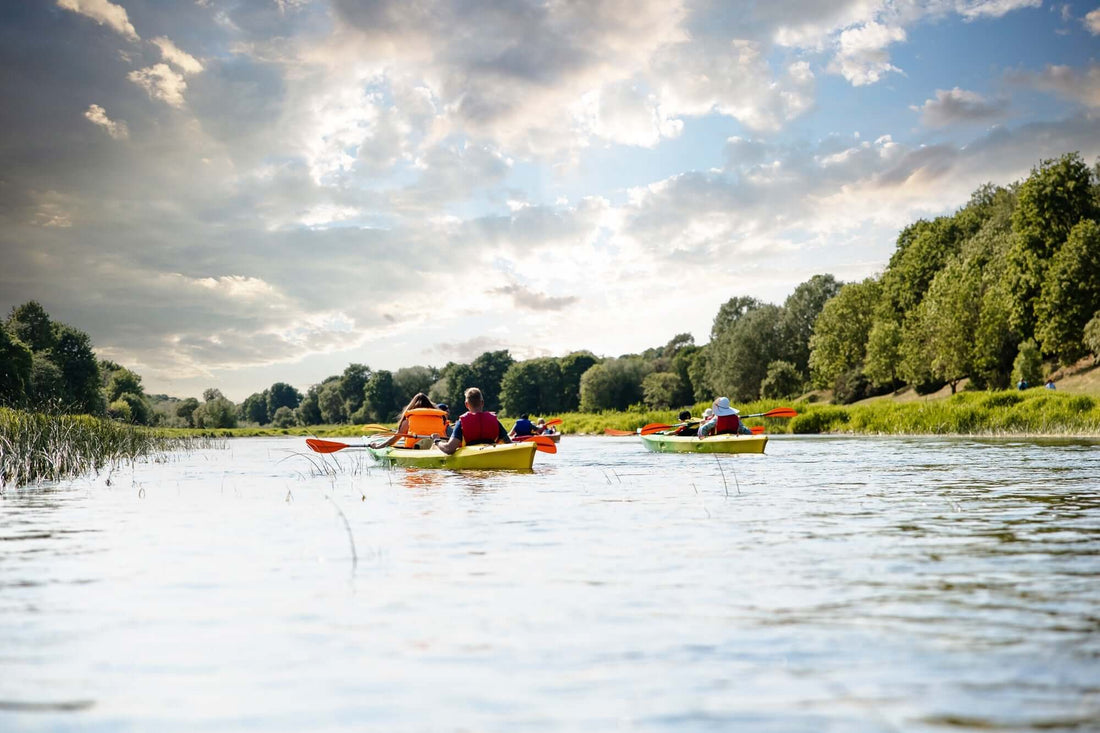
[433,387,510,455]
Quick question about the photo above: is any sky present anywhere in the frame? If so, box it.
[1,0,1099,401]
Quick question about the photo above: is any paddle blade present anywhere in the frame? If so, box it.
[361,424,395,435]
[306,438,350,454]
[640,423,675,435]
[544,418,563,427]
[603,428,635,436]
[750,426,766,435]
[763,407,798,419]
[514,435,557,454]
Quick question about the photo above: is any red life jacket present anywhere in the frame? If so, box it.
[714,413,741,435]
[459,411,500,445]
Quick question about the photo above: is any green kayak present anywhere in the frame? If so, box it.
[640,433,768,454]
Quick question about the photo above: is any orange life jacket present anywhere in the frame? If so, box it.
[401,408,448,448]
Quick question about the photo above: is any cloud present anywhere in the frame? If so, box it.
[829,21,906,86]
[489,284,579,311]
[152,37,204,74]
[912,88,1010,127]
[432,335,514,362]
[129,63,189,107]
[953,0,1042,20]
[83,103,129,139]
[56,0,139,41]
[1087,8,1100,34]
[1010,63,1100,108]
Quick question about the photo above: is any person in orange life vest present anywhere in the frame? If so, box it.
[432,387,510,455]
[697,397,751,437]
[376,392,447,449]
[509,414,536,439]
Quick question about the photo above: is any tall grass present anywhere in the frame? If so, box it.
[0,408,205,490]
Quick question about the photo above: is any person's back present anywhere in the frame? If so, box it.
[511,415,536,437]
[434,387,510,453]
[402,407,448,448]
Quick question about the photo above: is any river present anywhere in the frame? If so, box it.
[1,435,1098,731]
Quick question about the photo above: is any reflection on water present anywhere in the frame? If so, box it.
[1,435,1098,732]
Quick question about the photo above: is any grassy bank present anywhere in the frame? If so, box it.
[0,408,209,489]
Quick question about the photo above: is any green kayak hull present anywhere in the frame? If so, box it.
[367,441,537,470]
[640,433,768,454]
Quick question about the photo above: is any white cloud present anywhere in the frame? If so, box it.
[56,0,139,41]
[912,87,1010,126]
[129,63,189,108]
[1085,8,1100,34]
[151,37,204,75]
[83,103,129,139]
[1011,63,1100,108]
[489,284,579,311]
[829,21,906,86]
[953,0,1042,20]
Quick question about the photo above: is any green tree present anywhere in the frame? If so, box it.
[392,366,436,403]
[1012,339,1043,387]
[194,396,238,428]
[558,351,599,411]
[879,217,965,319]
[338,365,369,415]
[808,278,881,390]
[686,347,710,402]
[112,392,150,424]
[669,344,700,406]
[760,360,803,399]
[909,257,981,393]
[318,382,347,423]
[500,358,563,416]
[1007,152,1099,334]
[363,370,397,421]
[1035,219,1100,362]
[641,371,683,409]
[105,368,144,403]
[50,323,103,414]
[6,301,55,352]
[706,304,785,402]
[239,392,269,425]
[107,399,132,423]
[0,326,32,407]
[779,274,842,376]
[203,388,224,402]
[437,362,476,417]
[29,354,63,406]
[176,397,200,427]
[1083,312,1100,356]
[579,358,650,411]
[271,405,297,428]
[710,296,762,341]
[470,350,514,410]
[863,319,903,388]
[267,382,302,420]
[296,384,324,425]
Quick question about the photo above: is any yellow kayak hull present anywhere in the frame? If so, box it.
[640,433,768,454]
[367,441,537,470]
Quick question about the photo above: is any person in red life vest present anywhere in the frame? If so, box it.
[697,397,751,437]
[432,387,511,455]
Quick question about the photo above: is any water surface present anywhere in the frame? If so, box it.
[2,435,1098,731]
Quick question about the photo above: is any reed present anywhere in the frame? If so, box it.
[0,408,204,489]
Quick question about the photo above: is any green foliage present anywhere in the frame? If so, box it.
[864,319,903,388]
[907,256,981,392]
[710,296,762,341]
[337,365,369,415]
[879,217,966,318]
[29,353,63,406]
[267,382,302,419]
[317,382,347,424]
[0,327,32,407]
[363,370,397,422]
[107,399,132,423]
[392,366,436,404]
[809,278,881,389]
[558,351,599,412]
[469,350,514,411]
[239,392,269,425]
[296,385,323,425]
[579,358,651,411]
[193,396,238,428]
[1085,312,1100,357]
[780,274,842,376]
[1035,219,1100,362]
[436,362,475,418]
[48,323,103,414]
[1012,339,1043,386]
[271,405,297,428]
[760,360,803,400]
[176,397,200,427]
[790,406,849,434]
[203,388,224,402]
[641,371,683,410]
[500,358,563,416]
[109,392,150,424]
[105,367,143,403]
[6,301,56,352]
[686,347,710,402]
[706,304,784,402]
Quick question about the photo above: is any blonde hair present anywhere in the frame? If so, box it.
[464,387,484,409]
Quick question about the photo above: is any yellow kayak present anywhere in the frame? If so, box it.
[367,441,537,470]
[640,433,768,454]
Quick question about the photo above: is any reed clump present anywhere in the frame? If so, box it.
[0,408,200,489]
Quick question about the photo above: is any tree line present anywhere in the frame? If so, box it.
[3,152,1097,426]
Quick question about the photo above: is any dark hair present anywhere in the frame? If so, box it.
[398,392,435,419]
[678,410,691,421]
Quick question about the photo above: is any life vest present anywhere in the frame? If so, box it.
[512,418,535,436]
[714,413,741,435]
[401,408,447,448]
[459,411,500,445]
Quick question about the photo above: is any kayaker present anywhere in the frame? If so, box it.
[510,414,536,438]
[436,403,453,436]
[432,387,511,455]
[672,409,699,436]
[376,392,447,449]
[536,418,556,435]
[697,397,751,437]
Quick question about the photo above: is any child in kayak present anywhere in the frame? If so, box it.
[697,397,752,437]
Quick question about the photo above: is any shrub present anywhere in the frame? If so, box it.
[790,407,850,434]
